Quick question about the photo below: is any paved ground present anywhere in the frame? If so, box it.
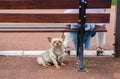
[0,6,119,79]
[0,55,120,79]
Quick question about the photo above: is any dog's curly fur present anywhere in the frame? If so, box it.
[37,35,65,69]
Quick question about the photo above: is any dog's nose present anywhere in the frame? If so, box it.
[57,43,59,46]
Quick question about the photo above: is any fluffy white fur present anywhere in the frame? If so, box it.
[37,35,65,69]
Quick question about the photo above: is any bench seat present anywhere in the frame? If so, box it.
[0,26,107,32]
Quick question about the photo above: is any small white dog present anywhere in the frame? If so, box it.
[37,35,65,69]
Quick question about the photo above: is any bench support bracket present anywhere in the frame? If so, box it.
[77,0,86,72]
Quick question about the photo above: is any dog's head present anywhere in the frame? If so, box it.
[48,35,65,49]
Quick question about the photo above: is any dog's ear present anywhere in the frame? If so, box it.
[48,37,52,42]
[61,35,65,41]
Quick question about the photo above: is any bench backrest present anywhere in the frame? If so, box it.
[0,0,111,50]
[0,0,111,23]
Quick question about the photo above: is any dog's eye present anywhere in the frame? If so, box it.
[58,41,61,43]
[53,41,56,43]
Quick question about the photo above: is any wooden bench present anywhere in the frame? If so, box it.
[0,0,111,71]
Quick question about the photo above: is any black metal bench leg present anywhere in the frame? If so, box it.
[77,0,86,72]
[78,42,85,71]
[77,31,86,72]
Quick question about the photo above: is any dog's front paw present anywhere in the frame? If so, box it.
[56,66,60,69]
[61,63,66,66]
[45,65,49,68]
[43,64,49,68]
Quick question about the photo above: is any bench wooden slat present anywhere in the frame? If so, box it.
[86,14,110,23]
[0,14,110,23]
[93,26,107,32]
[0,26,77,32]
[0,26,107,32]
[0,0,111,9]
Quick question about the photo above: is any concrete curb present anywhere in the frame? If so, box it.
[0,50,114,56]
